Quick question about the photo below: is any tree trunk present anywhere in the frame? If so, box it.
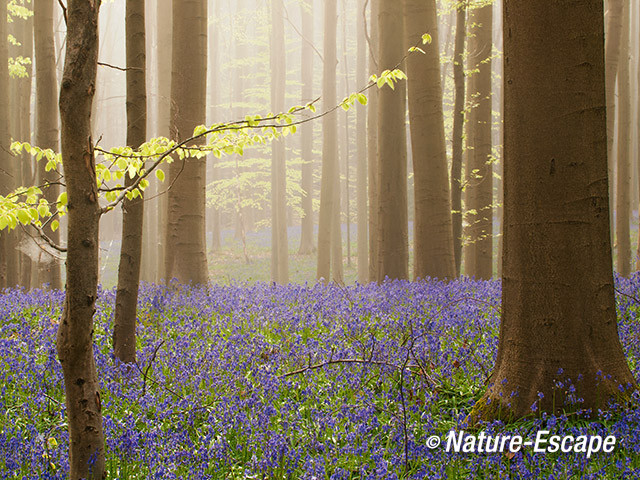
[451,1,466,277]
[114,0,147,363]
[376,0,408,281]
[367,0,379,282]
[0,0,13,289]
[316,0,339,282]
[207,0,221,252]
[166,0,209,285]
[34,0,61,289]
[463,1,492,279]
[356,0,368,282]
[615,0,631,277]
[404,0,455,280]
[298,0,315,255]
[472,0,636,422]
[56,0,105,476]
[605,0,623,238]
[270,0,289,284]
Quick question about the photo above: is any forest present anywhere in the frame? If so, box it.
[0,0,639,478]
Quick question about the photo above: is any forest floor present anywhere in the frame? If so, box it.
[1,277,639,478]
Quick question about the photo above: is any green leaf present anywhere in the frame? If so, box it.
[17,209,30,225]
[50,220,59,232]
[57,191,68,206]
[422,33,432,44]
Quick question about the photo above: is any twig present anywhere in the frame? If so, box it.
[57,0,67,26]
[136,340,165,398]
[97,61,142,72]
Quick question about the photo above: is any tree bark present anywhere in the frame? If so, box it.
[404,0,455,280]
[472,0,636,422]
[367,0,379,282]
[270,0,289,284]
[605,0,623,237]
[56,0,105,476]
[463,1,493,279]
[298,0,315,255]
[451,1,466,277]
[114,0,147,363]
[316,0,341,282]
[166,0,209,285]
[376,0,408,281]
[615,0,630,277]
[34,0,61,289]
[0,0,13,289]
[356,0,368,282]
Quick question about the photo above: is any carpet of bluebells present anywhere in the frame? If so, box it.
[1,276,640,479]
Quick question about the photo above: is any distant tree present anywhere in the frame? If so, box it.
[376,0,408,281]
[114,0,147,363]
[356,0,368,282]
[166,0,209,285]
[270,0,289,284]
[0,0,15,289]
[34,0,61,289]
[463,0,492,279]
[404,0,455,280]
[298,0,315,255]
[451,0,466,277]
[317,0,343,283]
[615,0,630,276]
[472,0,636,421]
[367,0,379,282]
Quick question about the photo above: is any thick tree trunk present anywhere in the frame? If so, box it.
[451,1,466,277]
[56,0,105,476]
[463,1,493,279]
[298,0,315,255]
[367,0,379,282]
[376,0,408,281]
[316,0,340,282]
[34,0,61,289]
[270,0,289,284]
[404,0,455,280]
[114,0,147,363]
[0,0,12,289]
[615,1,631,277]
[356,0,368,282]
[166,0,209,285]
[472,0,636,422]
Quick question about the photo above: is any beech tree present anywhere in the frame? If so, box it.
[367,0,379,282]
[404,0,455,280]
[114,0,147,363]
[166,0,209,285]
[463,0,492,279]
[34,0,61,289]
[56,0,106,476]
[376,0,408,281]
[356,0,368,283]
[472,0,636,421]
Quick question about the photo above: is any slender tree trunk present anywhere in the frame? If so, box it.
[56,0,105,476]
[114,0,147,363]
[34,0,61,289]
[155,0,171,282]
[367,0,379,282]
[472,0,636,422]
[356,0,368,282]
[463,1,493,279]
[316,0,340,282]
[605,0,623,238]
[451,1,466,277]
[376,0,408,281]
[270,0,289,284]
[166,0,209,285]
[298,0,315,255]
[0,0,12,289]
[404,0,455,280]
[616,0,631,277]
[207,0,221,252]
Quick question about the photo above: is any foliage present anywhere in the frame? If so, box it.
[0,277,639,478]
